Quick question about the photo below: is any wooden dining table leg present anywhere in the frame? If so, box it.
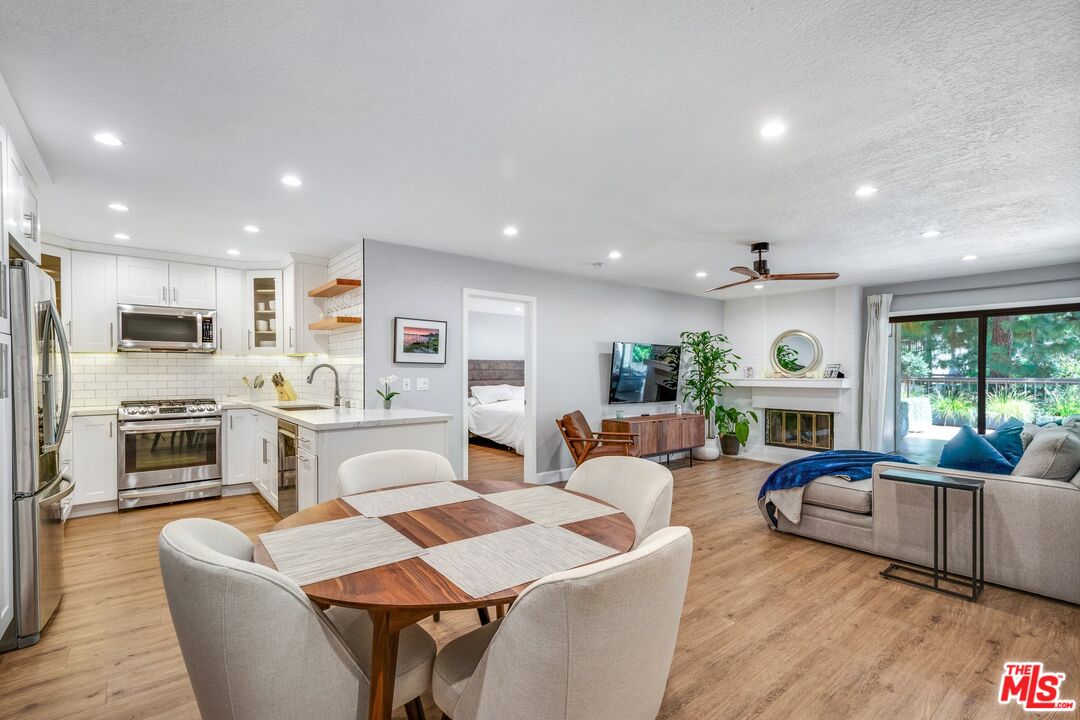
[367,609,400,720]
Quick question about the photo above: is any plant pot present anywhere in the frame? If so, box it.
[692,437,721,461]
[720,434,741,456]
[382,399,392,410]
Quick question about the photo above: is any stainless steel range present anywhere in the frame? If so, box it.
[117,399,223,509]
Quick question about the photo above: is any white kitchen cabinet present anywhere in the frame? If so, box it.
[70,251,118,352]
[223,409,255,485]
[116,258,214,308]
[169,262,216,308]
[40,246,72,340]
[0,126,8,337]
[72,415,118,506]
[3,137,41,266]
[283,262,329,356]
[297,448,318,511]
[20,178,41,265]
[215,268,243,354]
[0,334,13,636]
[254,427,278,509]
[116,256,170,306]
[243,270,283,354]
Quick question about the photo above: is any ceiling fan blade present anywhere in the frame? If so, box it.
[729,266,761,279]
[767,273,840,281]
[706,278,754,292]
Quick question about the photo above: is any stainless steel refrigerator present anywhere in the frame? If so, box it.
[4,259,72,650]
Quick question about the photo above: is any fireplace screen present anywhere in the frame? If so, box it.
[765,410,833,451]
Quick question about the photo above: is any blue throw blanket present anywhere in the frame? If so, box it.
[758,450,913,527]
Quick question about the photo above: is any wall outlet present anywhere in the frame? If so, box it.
[402,378,412,391]
[417,377,429,391]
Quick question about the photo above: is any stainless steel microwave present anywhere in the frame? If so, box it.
[117,305,217,352]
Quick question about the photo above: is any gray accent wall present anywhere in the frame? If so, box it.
[363,239,724,478]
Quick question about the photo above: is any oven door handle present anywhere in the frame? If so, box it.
[118,418,222,433]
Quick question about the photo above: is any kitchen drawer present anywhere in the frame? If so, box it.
[254,409,277,435]
[298,426,317,453]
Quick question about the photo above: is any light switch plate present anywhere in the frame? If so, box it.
[417,377,429,391]
[402,378,412,391]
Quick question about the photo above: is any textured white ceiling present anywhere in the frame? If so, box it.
[0,0,1077,297]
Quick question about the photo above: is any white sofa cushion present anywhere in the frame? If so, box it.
[1013,426,1080,482]
[803,476,873,515]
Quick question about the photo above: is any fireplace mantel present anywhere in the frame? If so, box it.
[725,378,852,389]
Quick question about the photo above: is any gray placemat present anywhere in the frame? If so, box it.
[483,485,620,526]
[343,482,482,517]
[420,523,619,598]
[259,515,425,586]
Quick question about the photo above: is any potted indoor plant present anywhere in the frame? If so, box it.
[376,375,399,409]
[715,405,759,456]
[674,330,741,460]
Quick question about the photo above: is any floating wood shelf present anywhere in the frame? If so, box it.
[308,278,362,298]
[308,316,363,330]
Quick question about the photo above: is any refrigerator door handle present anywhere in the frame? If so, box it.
[46,300,73,443]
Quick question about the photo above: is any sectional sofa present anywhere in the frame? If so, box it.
[773,460,1080,605]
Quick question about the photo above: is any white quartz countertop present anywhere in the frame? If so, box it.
[221,399,453,431]
[70,400,453,431]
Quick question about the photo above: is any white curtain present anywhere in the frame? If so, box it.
[861,293,892,452]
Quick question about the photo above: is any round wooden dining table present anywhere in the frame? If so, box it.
[253,478,636,720]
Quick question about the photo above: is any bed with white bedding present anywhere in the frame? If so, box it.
[468,391,526,454]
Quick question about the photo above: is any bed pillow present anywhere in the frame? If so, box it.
[507,385,525,400]
[938,426,1014,475]
[471,385,514,404]
[984,418,1024,467]
[1012,426,1080,482]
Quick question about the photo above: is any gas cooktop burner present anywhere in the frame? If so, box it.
[118,398,221,420]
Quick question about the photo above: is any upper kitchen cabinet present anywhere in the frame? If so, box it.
[243,270,282,354]
[40,245,72,340]
[117,257,216,308]
[215,267,243,354]
[69,251,118,352]
[282,262,329,355]
[2,137,41,266]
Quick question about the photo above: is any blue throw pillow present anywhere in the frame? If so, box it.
[938,426,1015,475]
[985,417,1024,467]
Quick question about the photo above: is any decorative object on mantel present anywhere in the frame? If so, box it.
[770,329,823,378]
[394,317,448,364]
[673,330,741,461]
[377,375,400,409]
[823,363,842,379]
[706,242,839,292]
[716,406,759,455]
[744,366,754,378]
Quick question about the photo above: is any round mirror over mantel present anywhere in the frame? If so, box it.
[770,330,822,377]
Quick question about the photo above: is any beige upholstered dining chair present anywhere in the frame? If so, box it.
[431,525,693,720]
[337,448,456,496]
[158,518,436,720]
[566,456,674,547]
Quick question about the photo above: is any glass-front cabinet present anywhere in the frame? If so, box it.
[243,270,283,354]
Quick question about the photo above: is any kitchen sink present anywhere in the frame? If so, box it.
[273,404,332,411]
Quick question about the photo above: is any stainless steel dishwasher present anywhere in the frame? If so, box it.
[276,419,298,517]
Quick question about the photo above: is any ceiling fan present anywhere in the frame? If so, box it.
[707,242,839,292]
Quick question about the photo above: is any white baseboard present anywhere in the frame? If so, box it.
[70,500,119,519]
[222,482,257,497]
[534,467,575,485]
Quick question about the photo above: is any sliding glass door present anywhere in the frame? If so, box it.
[893,305,1080,463]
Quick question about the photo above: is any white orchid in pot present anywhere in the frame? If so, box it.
[377,375,400,410]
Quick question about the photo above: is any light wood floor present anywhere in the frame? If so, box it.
[467,442,523,482]
[1,459,1076,719]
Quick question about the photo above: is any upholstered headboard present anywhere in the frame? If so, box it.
[468,359,524,395]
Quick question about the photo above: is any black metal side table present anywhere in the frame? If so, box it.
[879,468,985,602]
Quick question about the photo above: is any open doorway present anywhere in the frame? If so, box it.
[462,289,537,483]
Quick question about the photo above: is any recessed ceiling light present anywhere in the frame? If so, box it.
[108,202,129,212]
[753,284,765,290]
[227,248,241,256]
[921,229,941,238]
[608,250,622,260]
[514,306,524,313]
[280,175,302,187]
[503,225,518,237]
[243,225,260,233]
[113,233,130,240]
[759,119,787,139]
[962,254,977,261]
[93,132,123,147]
[854,185,878,197]
[695,271,708,278]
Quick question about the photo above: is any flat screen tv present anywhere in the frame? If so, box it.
[608,342,680,404]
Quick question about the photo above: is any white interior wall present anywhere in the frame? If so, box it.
[467,311,525,361]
